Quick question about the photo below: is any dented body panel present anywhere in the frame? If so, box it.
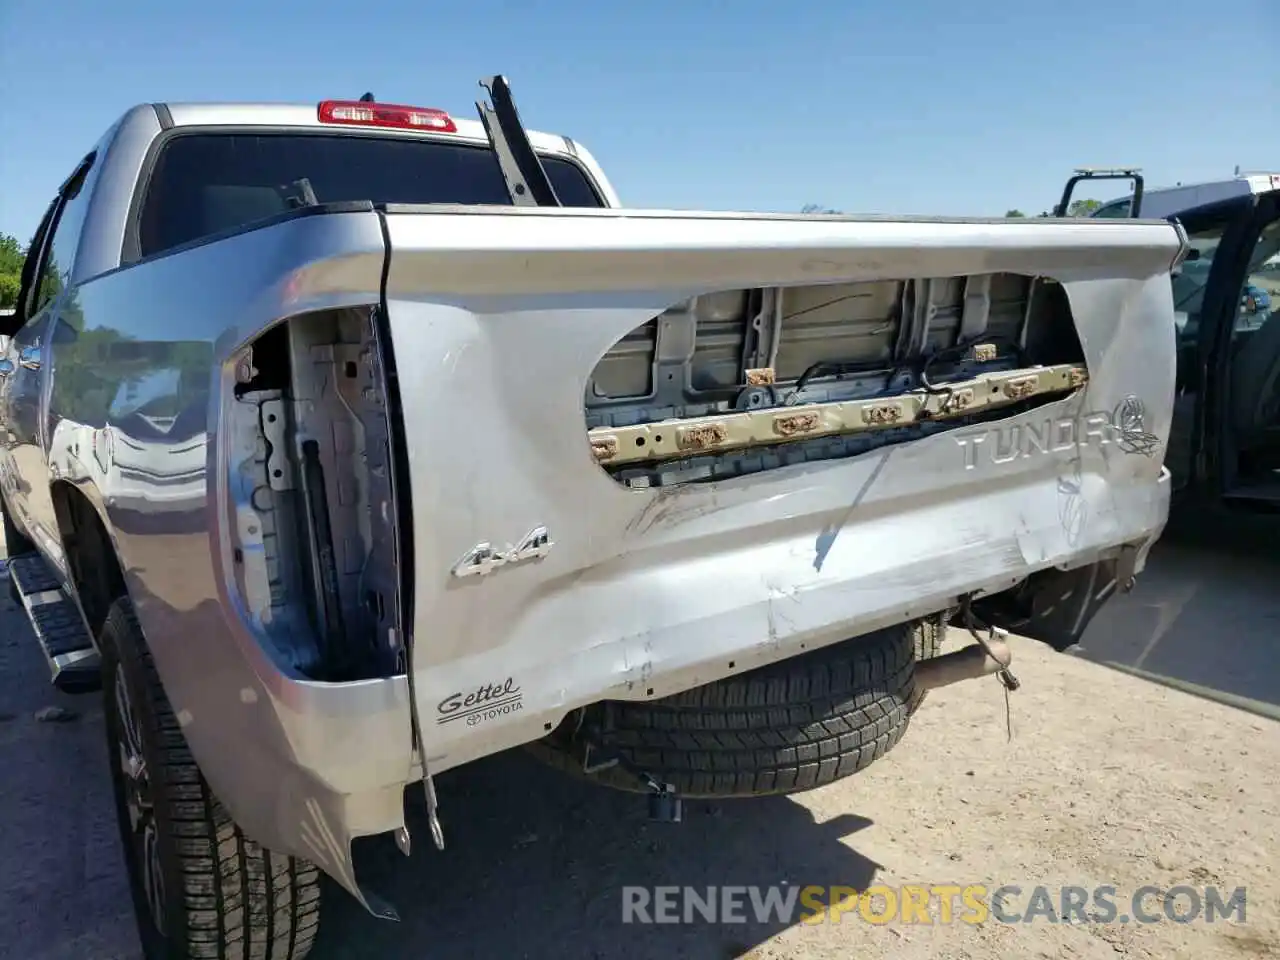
[1,98,1185,911]
[380,208,1182,781]
[35,209,413,911]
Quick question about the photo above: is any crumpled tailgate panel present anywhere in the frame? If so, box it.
[380,208,1183,774]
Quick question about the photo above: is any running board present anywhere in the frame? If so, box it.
[6,553,100,693]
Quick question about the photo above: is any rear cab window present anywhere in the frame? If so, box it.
[12,153,96,327]
[136,133,606,259]
[1090,199,1132,219]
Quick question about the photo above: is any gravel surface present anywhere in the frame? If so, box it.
[1,536,1277,960]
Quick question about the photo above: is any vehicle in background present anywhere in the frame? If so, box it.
[1058,168,1280,513]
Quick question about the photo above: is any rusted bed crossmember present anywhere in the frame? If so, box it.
[589,363,1088,466]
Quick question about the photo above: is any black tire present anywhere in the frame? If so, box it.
[99,598,322,960]
[528,621,919,799]
[1,488,34,557]
[909,612,947,712]
[914,612,945,660]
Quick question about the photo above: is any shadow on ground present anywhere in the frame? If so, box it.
[314,753,878,960]
[1075,523,1280,713]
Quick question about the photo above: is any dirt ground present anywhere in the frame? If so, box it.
[1,534,1278,960]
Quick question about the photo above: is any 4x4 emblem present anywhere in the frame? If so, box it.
[451,526,553,578]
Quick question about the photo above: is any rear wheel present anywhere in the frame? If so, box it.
[914,612,945,659]
[909,612,947,711]
[99,598,322,960]
[529,620,925,799]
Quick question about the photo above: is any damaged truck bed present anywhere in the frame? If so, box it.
[0,76,1186,958]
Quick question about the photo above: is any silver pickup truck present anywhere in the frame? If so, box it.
[1,77,1186,959]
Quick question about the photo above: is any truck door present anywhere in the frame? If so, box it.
[1201,189,1280,503]
[1158,194,1257,492]
[0,313,53,544]
[0,154,96,566]
[0,199,57,549]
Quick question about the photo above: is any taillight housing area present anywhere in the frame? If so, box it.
[226,308,407,681]
[317,100,457,133]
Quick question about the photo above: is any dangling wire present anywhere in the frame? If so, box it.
[959,595,1021,743]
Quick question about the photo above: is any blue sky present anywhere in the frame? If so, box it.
[1,0,1277,242]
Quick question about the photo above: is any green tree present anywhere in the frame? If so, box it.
[0,233,26,309]
[1005,209,1026,218]
[1066,198,1102,217]
[0,233,23,271]
[0,273,19,309]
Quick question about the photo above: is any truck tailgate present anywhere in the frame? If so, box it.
[379,206,1184,773]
